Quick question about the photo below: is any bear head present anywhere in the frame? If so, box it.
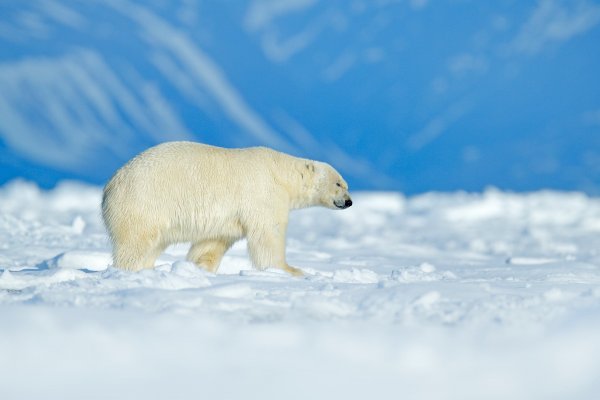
[314,162,353,210]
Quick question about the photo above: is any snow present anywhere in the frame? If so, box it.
[1,180,600,399]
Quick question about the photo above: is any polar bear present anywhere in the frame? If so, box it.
[101,141,352,276]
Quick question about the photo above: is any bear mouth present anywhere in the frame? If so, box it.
[333,199,352,209]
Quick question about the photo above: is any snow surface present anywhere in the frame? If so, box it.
[1,180,600,399]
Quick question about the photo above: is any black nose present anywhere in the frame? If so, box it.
[345,199,353,207]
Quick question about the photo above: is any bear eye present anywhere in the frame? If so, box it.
[336,183,341,187]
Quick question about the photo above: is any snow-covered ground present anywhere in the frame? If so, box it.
[1,179,600,400]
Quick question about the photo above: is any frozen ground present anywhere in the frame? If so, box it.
[1,180,600,400]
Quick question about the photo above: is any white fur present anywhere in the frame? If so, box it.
[102,141,352,276]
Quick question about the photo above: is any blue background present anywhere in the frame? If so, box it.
[1,0,599,194]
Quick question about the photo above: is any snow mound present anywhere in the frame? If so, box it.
[44,250,111,271]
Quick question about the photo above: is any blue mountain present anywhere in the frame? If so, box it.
[1,0,599,193]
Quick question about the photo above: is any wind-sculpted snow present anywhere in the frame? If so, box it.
[1,180,600,399]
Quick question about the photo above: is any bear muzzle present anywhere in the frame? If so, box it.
[334,197,353,209]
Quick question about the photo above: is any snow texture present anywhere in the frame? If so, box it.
[1,180,600,399]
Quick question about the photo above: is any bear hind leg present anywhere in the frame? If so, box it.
[187,239,233,273]
[111,231,166,272]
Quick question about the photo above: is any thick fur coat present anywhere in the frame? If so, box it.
[102,141,352,276]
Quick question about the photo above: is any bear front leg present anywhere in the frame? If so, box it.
[246,220,303,277]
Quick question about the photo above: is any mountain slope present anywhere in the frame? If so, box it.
[1,0,599,192]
